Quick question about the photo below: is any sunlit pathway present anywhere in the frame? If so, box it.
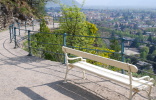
[0,25,155,100]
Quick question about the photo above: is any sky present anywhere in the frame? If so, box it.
[76,0,156,8]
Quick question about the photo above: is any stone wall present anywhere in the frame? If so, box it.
[0,3,13,31]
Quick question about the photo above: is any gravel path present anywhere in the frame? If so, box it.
[0,25,155,100]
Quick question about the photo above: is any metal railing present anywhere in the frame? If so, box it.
[9,22,156,83]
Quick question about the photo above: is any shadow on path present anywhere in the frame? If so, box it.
[0,55,42,66]
[17,87,46,100]
[46,80,107,100]
[17,80,108,100]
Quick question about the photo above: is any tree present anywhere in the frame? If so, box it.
[59,5,114,65]
[147,35,153,43]
[143,30,146,35]
[133,24,138,30]
[140,46,149,54]
[136,30,143,36]
[140,51,147,60]
[152,50,156,56]
[59,5,102,48]
[114,23,119,28]
[130,57,138,65]
[120,24,125,31]
[130,38,140,48]
[110,34,121,60]
[140,46,149,60]
[59,5,86,46]
[149,46,156,54]
[147,54,154,61]
[31,19,63,61]
[146,20,155,26]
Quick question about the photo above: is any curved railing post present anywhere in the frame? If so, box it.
[121,37,125,74]
[25,20,27,32]
[14,27,17,49]
[63,33,67,46]
[12,24,14,42]
[18,23,20,35]
[9,25,12,43]
[63,33,67,64]
[32,20,34,30]
[27,30,32,56]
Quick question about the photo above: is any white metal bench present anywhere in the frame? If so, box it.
[62,46,155,100]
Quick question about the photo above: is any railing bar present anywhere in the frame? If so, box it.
[66,34,122,40]
[125,55,156,64]
[30,31,64,35]
[138,69,156,76]
[30,40,62,46]
[31,48,64,55]
[67,46,120,54]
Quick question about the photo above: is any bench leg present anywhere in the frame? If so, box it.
[129,91,138,100]
[63,71,68,83]
[64,66,69,83]
[129,87,139,100]
[82,70,86,79]
[143,86,153,100]
[147,86,152,100]
[129,86,152,100]
[129,91,132,100]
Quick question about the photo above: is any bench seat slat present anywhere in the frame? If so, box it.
[70,61,154,90]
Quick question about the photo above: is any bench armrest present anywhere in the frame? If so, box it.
[67,57,83,60]
[138,76,150,81]
[132,76,155,86]
[135,76,155,83]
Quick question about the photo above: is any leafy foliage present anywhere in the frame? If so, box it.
[58,5,116,70]
[0,0,33,16]
[0,0,57,18]
[59,5,113,53]
[110,38,121,60]
[30,5,115,68]
[140,46,150,60]
[31,19,63,61]
[140,51,147,60]
[59,5,86,46]
[140,46,149,54]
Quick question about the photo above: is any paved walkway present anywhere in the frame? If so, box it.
[0,25,155,100]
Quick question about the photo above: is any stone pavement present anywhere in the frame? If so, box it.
[0,25,155,100]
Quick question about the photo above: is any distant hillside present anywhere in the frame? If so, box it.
[46,0,81,8]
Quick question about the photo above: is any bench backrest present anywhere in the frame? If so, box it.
[62,46,138,73]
